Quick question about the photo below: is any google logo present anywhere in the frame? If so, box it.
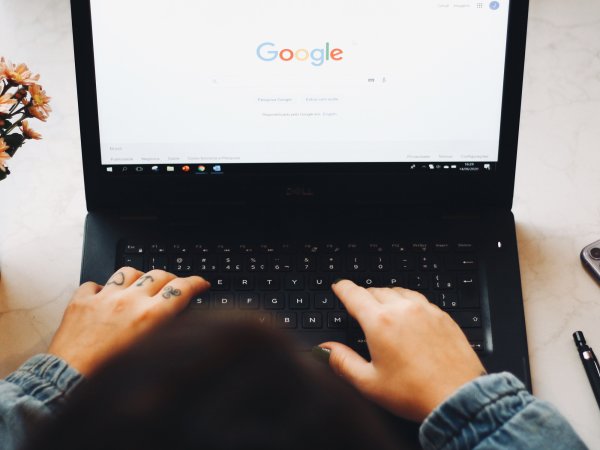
[257,42,344,67]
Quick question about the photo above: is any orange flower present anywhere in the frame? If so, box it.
[28,84,52,121]
[1,58,40,86]
[0,92,17,113]
[0,138,10,172]
[0,137,8,153]
[21,120,42,140]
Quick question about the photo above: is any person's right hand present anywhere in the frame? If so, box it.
[319,280,486,422]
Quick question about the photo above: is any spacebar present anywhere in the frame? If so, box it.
[292,332,347,351]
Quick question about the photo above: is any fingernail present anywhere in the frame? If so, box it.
[311,346,331,364]
[332,278,345,285]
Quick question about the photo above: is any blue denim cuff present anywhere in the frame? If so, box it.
[5,354,84,410]
[419,372,533,450]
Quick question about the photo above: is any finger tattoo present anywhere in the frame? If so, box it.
[106,271,126,286]
[136,275,155,287]
[162,285,182,299]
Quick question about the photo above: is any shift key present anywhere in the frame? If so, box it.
[450,311,482,328]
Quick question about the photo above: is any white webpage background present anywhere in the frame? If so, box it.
[90,0,510,164]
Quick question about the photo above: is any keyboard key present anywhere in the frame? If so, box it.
[320,255,342,272]
[456,242,476,252]
[309,275,331,290]
[356,276,380,288]
[367,243,384,253]
[221,256,242,272]
[419,256,442,271]
[212,293,235,310]
[298,255,316,271]
[459,286,480,308]
[210,276,230,291]
[259,244,277,254]
[147,255,168,271]
[449,311,482,328]
[215,244,234,254]
[190,294,209,309]
[238,244,256,254]
[324,243,342,253]
[150,243,167,254]
[470,342,484,352]
[238,294,260,309]
[347,255,366,272]
[409,274,429,290]
[302,312,323,329]
[348,332,369,356]
[122,255,144,270]
[302,244,320,254]
[193,243,210,254]
[234,276,254,291]
[383,275,406,287]
[411,242,428,253]
[390,243,408,253]
[328,312,347,329]
[124,243,144,254]
[314,292,336,310]
[284,275,305,290]
[264,293,285,310]
[247,255,267,272]
[437,292,459,309]
[447,255,478,270]
[289,293,311,310]
[172,243,190,254]
[394,255,416,271]
[433,242,451,253]
[276,312,297,328]
[258,276,280,290]
[370,255,390,272]
[196,256,217,272]
[170,256,193,273]
[433,274,454,290]
[270,256,292,272]
[247,311,272,326]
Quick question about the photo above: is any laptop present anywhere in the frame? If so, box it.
[71,0,530,430]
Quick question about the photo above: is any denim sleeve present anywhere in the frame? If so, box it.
[0,354,83,450]
[419,372,588,450]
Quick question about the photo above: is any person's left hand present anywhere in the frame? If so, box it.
[48,267,210,377]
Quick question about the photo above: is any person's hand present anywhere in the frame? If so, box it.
[48,267,210,377]
[319,280,485,422]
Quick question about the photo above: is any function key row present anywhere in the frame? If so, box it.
[123,241,477,255]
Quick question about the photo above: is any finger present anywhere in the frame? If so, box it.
[319,341,374,389]
[128,270,177,296]
[332,280,379,328]
[73,281,102,299]
[150,276,211,317]
[102,267,143,291]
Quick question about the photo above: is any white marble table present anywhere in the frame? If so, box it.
[1,0,599,446]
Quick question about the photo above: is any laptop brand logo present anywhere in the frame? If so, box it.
[285,186,315,197]
[257,42,344,67]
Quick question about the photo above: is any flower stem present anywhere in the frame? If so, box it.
[0,81,10,96]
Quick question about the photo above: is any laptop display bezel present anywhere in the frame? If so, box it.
[71,0,529,212]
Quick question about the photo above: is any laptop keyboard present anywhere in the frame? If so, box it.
[119,240,485,354]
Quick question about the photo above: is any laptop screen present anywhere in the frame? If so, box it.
[89,0,510,176]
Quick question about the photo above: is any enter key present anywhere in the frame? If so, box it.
[457,272,480,308]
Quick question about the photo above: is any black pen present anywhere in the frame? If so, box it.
[573,331,600,410]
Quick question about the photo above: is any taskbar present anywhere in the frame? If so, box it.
[102,162,497,176]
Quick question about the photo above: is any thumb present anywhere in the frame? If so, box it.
[319,341,374,390]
